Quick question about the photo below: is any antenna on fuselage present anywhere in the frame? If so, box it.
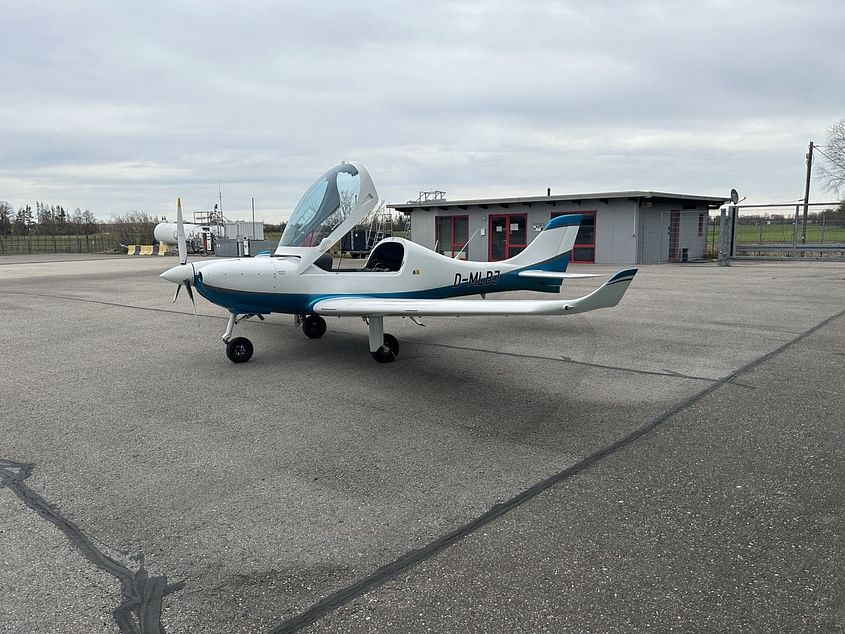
[453,228,480,260]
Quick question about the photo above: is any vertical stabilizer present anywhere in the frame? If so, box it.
[502,214,582,271]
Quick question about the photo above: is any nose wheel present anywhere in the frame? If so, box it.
[226,337,254,363]
[221,313,262,363]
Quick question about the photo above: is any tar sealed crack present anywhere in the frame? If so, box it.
[0,459,185,634]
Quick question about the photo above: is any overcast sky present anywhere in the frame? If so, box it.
[2,0,844,222]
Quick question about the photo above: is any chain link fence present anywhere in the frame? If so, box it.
[708,202,845,260]
[0,233,123,255]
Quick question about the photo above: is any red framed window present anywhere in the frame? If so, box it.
[489,214,527,261]
[435,215,469,258]
[550,211,596,263]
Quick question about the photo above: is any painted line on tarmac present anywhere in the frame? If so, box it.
[0,459,185,634]
[428,341,730,384]
[2,290,225,320]
[269,307,845,633]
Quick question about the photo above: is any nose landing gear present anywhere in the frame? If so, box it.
[221,313,264,363]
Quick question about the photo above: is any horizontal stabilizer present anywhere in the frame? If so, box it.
[313,268,637,317]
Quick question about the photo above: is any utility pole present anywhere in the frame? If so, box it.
[801,141,814,244]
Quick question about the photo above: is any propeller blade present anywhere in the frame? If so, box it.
[184,281,199,326]
[172,283,181,303]
[176,197,187,265]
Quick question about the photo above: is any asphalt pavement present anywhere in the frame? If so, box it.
[0,255,842,633]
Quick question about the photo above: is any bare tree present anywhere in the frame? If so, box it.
[109,210,157,244]
[817,119,845,196]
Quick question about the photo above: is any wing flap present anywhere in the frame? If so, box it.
[517,270,602,279]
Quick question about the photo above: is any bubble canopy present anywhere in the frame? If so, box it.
[279,163,375,248]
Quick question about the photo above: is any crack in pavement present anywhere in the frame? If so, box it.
[0,459,184,634]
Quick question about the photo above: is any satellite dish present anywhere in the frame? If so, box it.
[730,188,739,204]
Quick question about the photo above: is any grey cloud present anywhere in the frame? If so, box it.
[1,0,843,221]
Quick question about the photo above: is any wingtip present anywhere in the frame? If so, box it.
[608,268,638,284]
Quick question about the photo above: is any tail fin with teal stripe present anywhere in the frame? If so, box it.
[502,214,582,272]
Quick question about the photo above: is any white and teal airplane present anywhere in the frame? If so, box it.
[161,162,637,363]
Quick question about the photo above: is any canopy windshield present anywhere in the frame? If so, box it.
[279,163,365,248]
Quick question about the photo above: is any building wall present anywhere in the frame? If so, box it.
[409,210,435,251]
[468,207,489,261]
[594,200,638,264]
[407,198,709,264]
[638,203,708,263]
[638,209,667,264]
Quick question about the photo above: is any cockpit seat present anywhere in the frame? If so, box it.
[364,241,404,272]
[314,252,333,271]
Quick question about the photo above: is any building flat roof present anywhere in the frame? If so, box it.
[389,190,729,211]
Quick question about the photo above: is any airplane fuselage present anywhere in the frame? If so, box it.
[185,238,567,316]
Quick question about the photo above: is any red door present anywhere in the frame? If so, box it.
[488,214,527,261]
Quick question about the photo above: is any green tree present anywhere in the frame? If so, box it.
[35,202,55,234]
[14,204,33,234]
[56,205,67,229]
[0,201,13,235]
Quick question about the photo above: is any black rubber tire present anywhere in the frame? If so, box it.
[303,315,327,339]
[371,333,399,363]
[226,337,254,363]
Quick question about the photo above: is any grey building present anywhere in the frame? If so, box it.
[390,191,726,264]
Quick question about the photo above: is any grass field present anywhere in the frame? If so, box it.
[709,223,845,244]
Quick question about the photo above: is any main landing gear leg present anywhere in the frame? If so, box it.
[221,313,263,363]
[368,316,399,363]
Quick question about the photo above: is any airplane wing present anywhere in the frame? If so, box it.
[313,268,637,317]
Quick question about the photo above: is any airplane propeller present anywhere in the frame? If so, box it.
[169,197,199,325]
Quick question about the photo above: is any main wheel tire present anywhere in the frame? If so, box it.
[303,315,327,339]
[226,337,254,363]
[371,333,399,363]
